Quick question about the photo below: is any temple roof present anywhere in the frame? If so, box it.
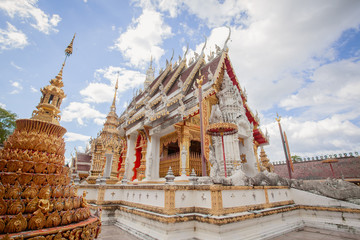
[120,48,269,146]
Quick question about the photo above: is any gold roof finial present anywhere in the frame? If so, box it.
[31,34,76,125]
[197,70,204,88]
[111,72,119,110]
[65,33,76,57]
[275,113,281,123]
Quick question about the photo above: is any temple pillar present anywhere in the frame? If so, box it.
[107,151,120,184]
[137,139,147,181]
[118,139,127,180]
[144,133,160,180]
[125,134,136,180]
[182,127,191,175]
[87,147,104,184]
[253,141,261,172]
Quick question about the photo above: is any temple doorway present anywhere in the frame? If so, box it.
[132,134,142,181]
[103,153,113,178]
[159,141,180,178]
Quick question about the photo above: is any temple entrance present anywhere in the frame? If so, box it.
[103,153,113,178]
[132,134,142,181]
[189,140,205,176]
[159,141,180,178]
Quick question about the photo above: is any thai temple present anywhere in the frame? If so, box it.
[73,32,360,240]
[1,31,359,240]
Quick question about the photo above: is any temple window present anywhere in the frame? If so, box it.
[48,94,54,104]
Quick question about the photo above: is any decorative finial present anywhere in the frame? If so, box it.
[111,72,119,111]
[201,35,207,56]
[223,26,231,51]
[170,49,174,63]
[65,33,76,57]
[31,34,76,125]
[275,113,281,123]
[197,71,204,88]
[183,43,189,59]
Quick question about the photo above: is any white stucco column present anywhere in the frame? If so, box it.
[143,134,160,181]
[125,134,136,180]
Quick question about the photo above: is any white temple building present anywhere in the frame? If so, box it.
[77,35,360,240]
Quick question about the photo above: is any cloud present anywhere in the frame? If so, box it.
[280,59,360,119]
[80,83,113,103]
[166,1,360,161]
[0,102,6,109]
[0,22,28,50]
[0,0,61,34]
[61,102,106,125]
[177,1,360,113]
[10,81,23,94]
[263,115,360,161]
[30,86,38,92]
[134,0,246,26]
[65,132,91,142]
[80,66,145,103]
[10,61,23,70]
[111,9,172,68]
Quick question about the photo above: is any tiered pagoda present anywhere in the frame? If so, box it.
[0,35,101,239]
[86,78,124,184]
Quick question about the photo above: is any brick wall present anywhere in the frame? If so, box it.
[273,157,360,180]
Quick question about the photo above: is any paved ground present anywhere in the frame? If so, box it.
[270,227,360,240]
[97,225,360,240]
[97,225,140,240]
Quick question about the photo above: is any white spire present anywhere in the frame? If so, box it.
[144,56,154,89]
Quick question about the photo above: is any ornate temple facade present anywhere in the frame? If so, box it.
[78,36,360,240]
[86,79,123,184]
[86,40,269,184]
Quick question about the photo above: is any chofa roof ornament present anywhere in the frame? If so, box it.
[223,26,231,52]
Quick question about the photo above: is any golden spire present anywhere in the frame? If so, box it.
[31,34,76,125]
[65,33,76,56]
[111,73,119,111]
[275,113,281,123]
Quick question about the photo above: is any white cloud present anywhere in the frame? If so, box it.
[49,14,61,27]
[30,86,38,92]
[80,83,113,103]
[0,102,6,109]
[133,0,245,26]
[0,0,61,34]
[94,118,105,125]
[280,59,360,119]
[10,61,23,70]
[180,1,360,113]
[80,66,145,103]
[263,115,360,162]
[10,81,23,94]
[62,102,106,125]
[169,1,360,161]
[111,9,172,68]
[0,22,28,50]
[65,132,91,142]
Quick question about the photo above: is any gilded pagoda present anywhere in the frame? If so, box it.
[0,35,101,239]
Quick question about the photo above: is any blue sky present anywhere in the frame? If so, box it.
[0,0,360,163]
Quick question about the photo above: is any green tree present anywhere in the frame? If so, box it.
[291,155,301,162]
[0,107,17,144]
